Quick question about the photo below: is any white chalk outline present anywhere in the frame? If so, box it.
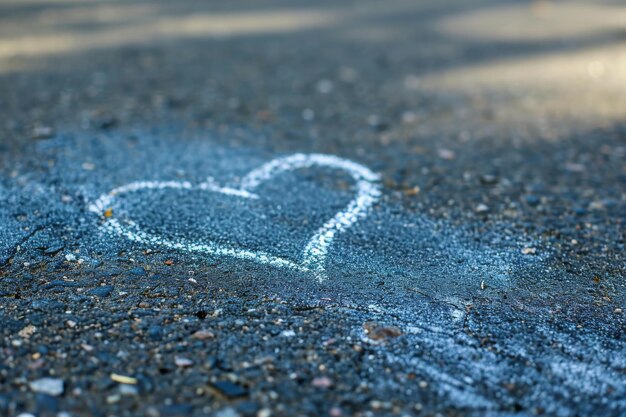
[89,153,381,281]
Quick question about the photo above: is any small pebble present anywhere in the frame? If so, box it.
[280,330,296,337]
[564,162,585,172]
[329,407,343,417]
[119,384,139,396]
[402,111,417,123]
[129,267,147,276]
[110,373,137,385]
[363,322,403,340]
[88,286,114,298]
[43,243,65,255]
[475,204,490,213]
[174,357,194,367]
[236,401,259,416]
[191,329,215,340]
[81,343,94,352]
[479,174,498,185]
[19,324,37,338]
[316,79,334,94]
[302,108,315,121]
[32,126,55,139]
[437,149,456,160]
[525,195,540,206]
[29,378,64,396]
[312,376,333,388]
[211,381,247,398]
[148,325,163,340]
[403,186,420,196]
[215,407,240,417]
[106,394,121,404]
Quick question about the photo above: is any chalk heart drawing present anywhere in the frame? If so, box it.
[89,154,381,281]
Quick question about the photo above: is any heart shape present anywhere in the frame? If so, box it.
[89,153,381,281]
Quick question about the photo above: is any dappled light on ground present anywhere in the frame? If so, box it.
[437,1,626,42]
[0,0,623,139]
[0,8,338,61]
[418,41,626,136]
[409,1,626,138]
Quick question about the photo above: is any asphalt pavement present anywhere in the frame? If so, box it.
[1,1,625,416]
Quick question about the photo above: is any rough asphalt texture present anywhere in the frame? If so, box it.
[1,1,625,416]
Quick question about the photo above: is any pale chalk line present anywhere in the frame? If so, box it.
[103,218,305,272]
[88,153,382,282]
[200,177,259,199]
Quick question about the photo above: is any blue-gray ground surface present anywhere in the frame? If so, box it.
[1,1,625,416]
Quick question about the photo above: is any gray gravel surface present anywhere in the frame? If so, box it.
[1,1,625,416]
